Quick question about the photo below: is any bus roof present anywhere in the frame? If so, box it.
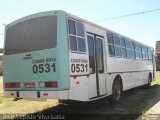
[6,10,61,29]
[6,10,154,50]
[65,11,153,49]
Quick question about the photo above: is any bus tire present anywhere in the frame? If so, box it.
[110,77,123,104]
[146,73,152,88]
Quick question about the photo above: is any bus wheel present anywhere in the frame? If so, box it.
[110,79,122,104]
[146,73,152,88]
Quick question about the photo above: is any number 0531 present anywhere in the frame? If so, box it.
[32,63,56,74]
[71,64,88,73]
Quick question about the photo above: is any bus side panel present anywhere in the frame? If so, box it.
[69,53,90,101]
[69,76,90,101]
[106,56,154,92]
[57,11,70,90]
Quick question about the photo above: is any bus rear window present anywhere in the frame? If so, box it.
[5,16,57,55]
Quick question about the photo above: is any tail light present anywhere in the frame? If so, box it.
[40,81,58,88]
[5,82,20,88]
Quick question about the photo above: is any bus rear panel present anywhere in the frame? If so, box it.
[3,11,70,100]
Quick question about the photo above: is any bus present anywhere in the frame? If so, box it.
[3,10,156,103]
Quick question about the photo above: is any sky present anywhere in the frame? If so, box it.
[0,0,160,49]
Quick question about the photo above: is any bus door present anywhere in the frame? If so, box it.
[87,34,106,98]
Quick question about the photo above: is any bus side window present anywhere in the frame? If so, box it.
[107,32,114,44]
[130,42,136,59]
[113,35,120,45]
[113,35,122,57]
[69,36,77,51]
[142,46,147,60]
[68,19,76,35]
[125,39,131,49]
[108,45,115,56]
[126,49,132,59]
[121,38,127,58]
[125,39,132,59]
[107,32,115,56]
[77,37,86,52]
[76,22,85,37]
[148,48,153,60]
[68,19,86,53]
[115,46,122,57]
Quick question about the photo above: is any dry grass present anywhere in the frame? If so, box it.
[0,98,58,114]
[152,71,160,85]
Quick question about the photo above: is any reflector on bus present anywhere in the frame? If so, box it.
[24,83,35,88]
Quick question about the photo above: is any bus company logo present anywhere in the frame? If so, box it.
[32,57,56,64]
[71,58,88,63]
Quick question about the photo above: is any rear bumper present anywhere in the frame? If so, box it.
[4,90,69,99]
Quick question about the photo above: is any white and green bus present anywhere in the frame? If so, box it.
[3,10,156,103]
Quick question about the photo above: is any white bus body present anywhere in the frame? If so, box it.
[4,11,155,102]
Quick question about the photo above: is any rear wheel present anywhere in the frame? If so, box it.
[110,79,122,104]
[146,73,152,88]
